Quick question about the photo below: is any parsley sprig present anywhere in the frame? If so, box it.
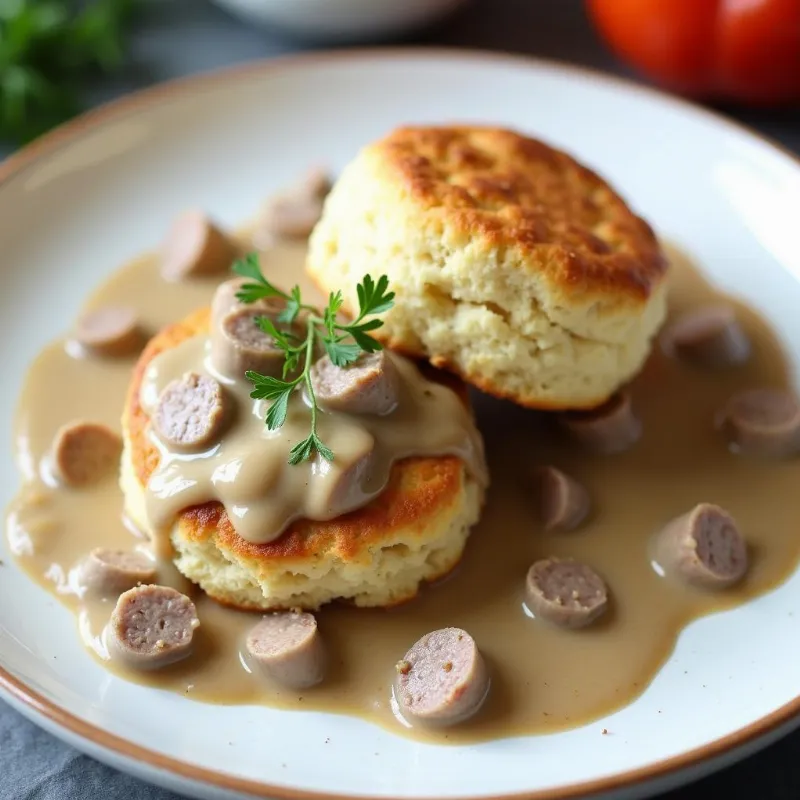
[233,253,395,465]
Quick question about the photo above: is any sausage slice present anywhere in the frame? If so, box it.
[211,278,247,327]
[309,436,374,517]
[245,611,326,689]
[661,305,750,368]
[107,585,199,669]
[210,279,291,327]
[535,466,591,532]
[394,628,489,728]
[310,351,399,415]
[255,168,332,242]
[161,210,238,281]
[525,559,608,629]
[717,388,800,458]
[77,548,156,597]
[152,372,227,452]
[49,421,122,487]
[302,167,333,199]
[210,305,288,380]
[653,503,748,590]
[74,306,142,358]
[559,391,641,454]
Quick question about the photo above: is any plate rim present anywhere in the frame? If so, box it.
[2,45,800,800]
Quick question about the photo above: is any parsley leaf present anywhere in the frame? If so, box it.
[289,433,334,466]
[324,339,362,367]
[322,290,343,338]
[245,372,296,401]
[340,318,385,352]
[356,274,395,317]
[246,372,299,432]
[265,389,291,430]
[278,286,302,324]
[233,253,290,304]
[255,315,294,350]
[282,349,301,379]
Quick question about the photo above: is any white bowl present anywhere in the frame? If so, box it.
[211,0,469,42]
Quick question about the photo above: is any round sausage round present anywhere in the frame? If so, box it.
[161,210,238,281]
[661,304,750,368]
[311,351,399,416]
[652,503,748,590]
[245,611,326,690]
[107,585,199,669]
[394,627,489,728]
[49,421,122,487]
[717,387,800,458]
[152,372,227,452]
[255,168,331,243]
[211,278,248,327]
[210,280,291,328]
[77,548,156,597]
[302,167,333,200]
[536,466,591,532]
[559,391,642,454]
[211,306,288,380]
[74,306,142,358]
[525,559,609,629]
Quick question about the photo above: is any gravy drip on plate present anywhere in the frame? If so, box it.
[7,240,800,744]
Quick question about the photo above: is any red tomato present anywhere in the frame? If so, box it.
[586,0,800,104]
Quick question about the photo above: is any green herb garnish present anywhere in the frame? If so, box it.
[233,252,395,465]
[0,0,139,144]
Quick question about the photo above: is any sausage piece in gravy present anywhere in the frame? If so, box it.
[211,278,248,327]
[152,372,228,452]
[77,548,156,597]
[661,305,750,368]
[74,306,142,358]
[107,585,199,669]
[161,210,238,281]
[255,168,332,242]
[49,421,122,487]
[394,627,489,728]
[245,611,326,690]
[525,559,609,629]
[559,391,641,454]
[717,388,800,458]
[652,503,748,590]
[536,466,590,532]
[311,351,399,415]
[211,305,289,380]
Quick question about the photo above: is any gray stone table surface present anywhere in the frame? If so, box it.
[1,0,799,798]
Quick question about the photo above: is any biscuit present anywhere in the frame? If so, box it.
[121,308,483,611]
[307,125,668,409]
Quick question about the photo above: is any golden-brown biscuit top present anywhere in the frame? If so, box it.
[368,125,666,299]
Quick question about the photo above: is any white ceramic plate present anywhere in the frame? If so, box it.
[2,49,800,800]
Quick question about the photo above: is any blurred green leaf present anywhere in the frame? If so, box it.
[0,0,140,144]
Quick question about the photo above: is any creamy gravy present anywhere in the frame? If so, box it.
[7,239,800,744]
[139,334,485,549]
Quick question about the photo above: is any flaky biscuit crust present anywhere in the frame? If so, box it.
[308,125,668,409]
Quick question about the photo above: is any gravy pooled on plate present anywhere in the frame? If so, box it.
[8,230,800,743]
